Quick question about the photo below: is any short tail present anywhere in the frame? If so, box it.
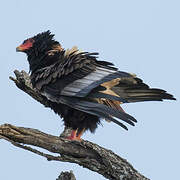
[118,88,176,102]
[111,78,176,103]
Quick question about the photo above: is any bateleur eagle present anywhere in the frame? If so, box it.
[16,31,176,140]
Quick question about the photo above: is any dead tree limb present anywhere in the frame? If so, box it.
[0,123,148,180]
[0,70,150,180]
[56,171,76,180]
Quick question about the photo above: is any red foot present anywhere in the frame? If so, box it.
[67,136,82,141]
[66,129,83,141]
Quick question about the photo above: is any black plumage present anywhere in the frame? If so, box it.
[16,30,176,140]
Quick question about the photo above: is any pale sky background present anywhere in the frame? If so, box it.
[0,0,179,179]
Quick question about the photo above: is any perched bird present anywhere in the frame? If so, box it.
[16,31,175,140]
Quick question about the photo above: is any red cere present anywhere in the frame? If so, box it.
[19,39,34,51]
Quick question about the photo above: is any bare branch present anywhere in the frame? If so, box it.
[56,171,76,180]
[9,70,49,108]
[0,123,148,180]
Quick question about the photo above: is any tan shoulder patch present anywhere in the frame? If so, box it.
[47,44,63,56]
[130,73,137,77]
[64,46,82,57]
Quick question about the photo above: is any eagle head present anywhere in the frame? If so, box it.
[16,30,61,72]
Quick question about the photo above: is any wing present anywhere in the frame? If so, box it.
[31,47,138,130]
[31,46,175,130]
[32,46,132,102]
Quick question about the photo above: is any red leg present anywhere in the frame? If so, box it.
[67,129,77,140]
[66,129,85,141]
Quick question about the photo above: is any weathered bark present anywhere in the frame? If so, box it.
[0,123,148,180]
[0,70,150,180]
[56,171,76,180]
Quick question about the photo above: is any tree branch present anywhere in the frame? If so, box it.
[0,124,148,180]
[0,70,150,180]
[56,171,76,180]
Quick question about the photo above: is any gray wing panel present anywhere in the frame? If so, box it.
[60,67,131,97]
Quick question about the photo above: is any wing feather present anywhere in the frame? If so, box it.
[58,96,137,130]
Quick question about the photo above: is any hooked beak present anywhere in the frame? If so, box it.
[16,45,24,52]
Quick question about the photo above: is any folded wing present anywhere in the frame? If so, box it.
[31,47,175,130]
